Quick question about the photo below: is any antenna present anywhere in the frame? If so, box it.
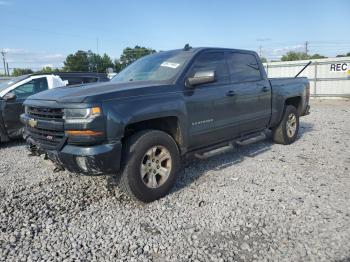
[183,44,192,51]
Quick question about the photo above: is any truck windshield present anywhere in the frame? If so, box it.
[0,75,29,93]
[111,50,191,83]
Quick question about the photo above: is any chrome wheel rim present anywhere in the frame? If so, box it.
[140,145,172,189]
[286,113,297,138]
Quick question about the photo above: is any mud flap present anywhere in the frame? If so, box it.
[0,107,10,142]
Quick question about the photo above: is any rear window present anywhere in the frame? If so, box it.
[227,53,261,83]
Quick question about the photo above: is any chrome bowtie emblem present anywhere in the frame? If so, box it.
[28,118,38,128]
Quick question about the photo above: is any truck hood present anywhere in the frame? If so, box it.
[26,81,169,103]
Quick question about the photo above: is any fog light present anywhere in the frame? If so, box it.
[76,156,88,172]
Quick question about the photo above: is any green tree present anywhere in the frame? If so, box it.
[63,50,89,71]
[114,59,123,73]
[40,66,53,73]
[37,67,61,74]
[118,46,156,71]
[281,52,309,61]
[88,52,114,73]
[260,57,267,63]
[64,50,114,73]
[12,68,34,76]
[99,53,114,73]
[337,52,350,57]
[309,54,327,59]
[281,51,328,61]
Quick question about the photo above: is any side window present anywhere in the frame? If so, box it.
[189,52,229,84]
[228,53,261,83]
[83,77,98,83]
[62,77,84,85]
[12,77,48,99]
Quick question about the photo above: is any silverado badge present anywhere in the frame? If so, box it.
[28,118,38,128]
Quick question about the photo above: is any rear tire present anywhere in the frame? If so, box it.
[118,130,181,202]
[272,105,299,145]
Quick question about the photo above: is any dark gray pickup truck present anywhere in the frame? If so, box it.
[21,47,310,202]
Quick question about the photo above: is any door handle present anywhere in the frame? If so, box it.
[261,86,269,92]
[226,90,236,97]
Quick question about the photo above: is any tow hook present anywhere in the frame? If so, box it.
[27,143,41,156]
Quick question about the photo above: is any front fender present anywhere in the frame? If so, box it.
[102,92,189,148]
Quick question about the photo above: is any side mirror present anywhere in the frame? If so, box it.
[187,70,215,87]
[3,92,16,101]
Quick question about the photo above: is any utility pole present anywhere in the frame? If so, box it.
[95,37,99,73]
[305,41,309,56]
[258,45,262,57]
[6,62,9,76]
[1,50,7,76]
[96,37,99,54]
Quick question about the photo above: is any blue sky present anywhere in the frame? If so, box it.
[0,0,349,71]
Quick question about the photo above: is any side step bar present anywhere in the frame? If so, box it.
[236,132,266,146]
[194,132,266,159]
[195,142,234,159]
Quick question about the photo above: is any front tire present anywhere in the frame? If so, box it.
[119,130,181,202]
[272,105,299,145]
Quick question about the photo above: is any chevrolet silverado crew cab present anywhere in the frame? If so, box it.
[21,47,310,202]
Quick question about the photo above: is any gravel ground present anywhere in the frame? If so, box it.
[0,99,349,261]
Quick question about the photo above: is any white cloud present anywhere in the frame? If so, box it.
[3,48,65,70]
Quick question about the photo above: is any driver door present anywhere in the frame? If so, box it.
[2,77,48,137]
[184,51,238,149]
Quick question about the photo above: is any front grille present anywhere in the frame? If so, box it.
[27,126,65,148]
[27,106,64,120]
[26,106,65,150]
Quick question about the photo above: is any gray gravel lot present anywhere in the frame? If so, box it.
[0,99,349,261]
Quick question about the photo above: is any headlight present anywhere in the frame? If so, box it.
[63,107,101,119]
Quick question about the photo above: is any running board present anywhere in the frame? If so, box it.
[236,132,266,146]
[194,142,235,159]
[193,132,266,160]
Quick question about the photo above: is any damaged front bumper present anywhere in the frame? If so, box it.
[27,137,122,175]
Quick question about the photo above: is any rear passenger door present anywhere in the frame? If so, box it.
[227,52,271,134]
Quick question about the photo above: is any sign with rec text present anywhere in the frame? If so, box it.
[330,63,350,75]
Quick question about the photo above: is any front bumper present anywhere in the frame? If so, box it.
[27,136,122,175]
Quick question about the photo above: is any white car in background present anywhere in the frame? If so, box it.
[0,72,110,143]
[0,74,68,142]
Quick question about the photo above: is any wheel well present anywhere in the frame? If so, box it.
[123,117,183,148]
[285,96,302,114]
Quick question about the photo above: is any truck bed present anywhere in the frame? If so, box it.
[269,77,309,87]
